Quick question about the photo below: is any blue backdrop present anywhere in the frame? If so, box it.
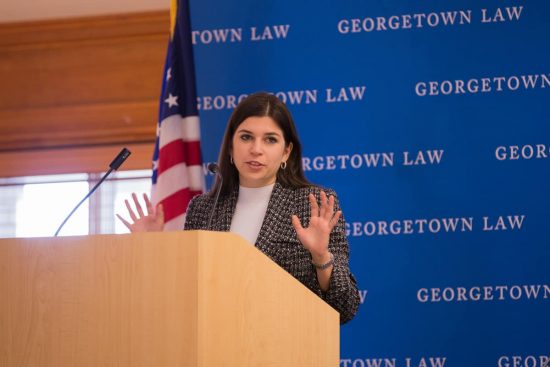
[188,0,549,365]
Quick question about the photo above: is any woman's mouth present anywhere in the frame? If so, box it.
[246,161,265,168]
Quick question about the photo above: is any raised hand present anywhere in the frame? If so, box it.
[116,193,165,232]
[291,190,341,262]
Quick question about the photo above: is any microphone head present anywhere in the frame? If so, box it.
[109,148,131,170]
[207,162,219,174]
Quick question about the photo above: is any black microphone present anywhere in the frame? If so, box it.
[206,162,223,230]
[54,148,131,237]
[109,148,131,170]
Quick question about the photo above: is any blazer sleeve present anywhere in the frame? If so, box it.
[312,188,360,324]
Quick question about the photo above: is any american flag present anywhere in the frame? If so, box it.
[151,0,204,230]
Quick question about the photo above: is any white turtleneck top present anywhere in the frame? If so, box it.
[230,183,275,245]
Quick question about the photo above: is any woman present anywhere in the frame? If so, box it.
[119,92,360,324]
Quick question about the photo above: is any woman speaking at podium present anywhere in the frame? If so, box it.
[118,92,360,324]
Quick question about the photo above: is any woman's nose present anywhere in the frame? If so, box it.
[250,139,262,154]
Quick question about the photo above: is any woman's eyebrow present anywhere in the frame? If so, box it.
[236,129,282,137]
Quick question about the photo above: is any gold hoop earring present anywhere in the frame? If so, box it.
[280,161,287,170]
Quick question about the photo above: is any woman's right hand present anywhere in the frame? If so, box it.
[116,193,165,232]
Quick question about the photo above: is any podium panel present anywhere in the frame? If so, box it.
[0,231,338,366]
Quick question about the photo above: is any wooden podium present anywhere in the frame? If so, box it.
[0,231,339,366]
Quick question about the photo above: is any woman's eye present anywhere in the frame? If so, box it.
[266,137,278,144]
[240,134,251,141]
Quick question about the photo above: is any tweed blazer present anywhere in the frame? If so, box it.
[184,181,360,324]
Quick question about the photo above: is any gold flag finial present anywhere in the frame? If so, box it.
[169,0,177,39]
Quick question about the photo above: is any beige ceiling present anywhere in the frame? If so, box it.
[0,0,168,23]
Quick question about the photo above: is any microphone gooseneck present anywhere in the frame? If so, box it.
[54,148,131,237]
[206,162,223,230]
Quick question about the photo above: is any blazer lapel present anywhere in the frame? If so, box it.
[213,187,238,232]
[255,182,295,247]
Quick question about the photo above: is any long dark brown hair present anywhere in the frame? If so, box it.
[209,92,310,197]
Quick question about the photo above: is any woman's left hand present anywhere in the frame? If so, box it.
[292,190,341,262]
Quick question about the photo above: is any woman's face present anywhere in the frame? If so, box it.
[231,116,292,188]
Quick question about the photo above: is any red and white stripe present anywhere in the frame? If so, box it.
[151,114,204,231]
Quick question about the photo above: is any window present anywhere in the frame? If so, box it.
[0,170,152,238]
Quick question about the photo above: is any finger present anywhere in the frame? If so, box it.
[309,193,319,218]
[132,193,145,218]
[143,193,154,216]
[319,190,328,218]
[116,214,132,231]
[325,194,336,220]
[291,215,304,235]
[329,210,342,229]
[124,199,138,222]
[157,204,165,226]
